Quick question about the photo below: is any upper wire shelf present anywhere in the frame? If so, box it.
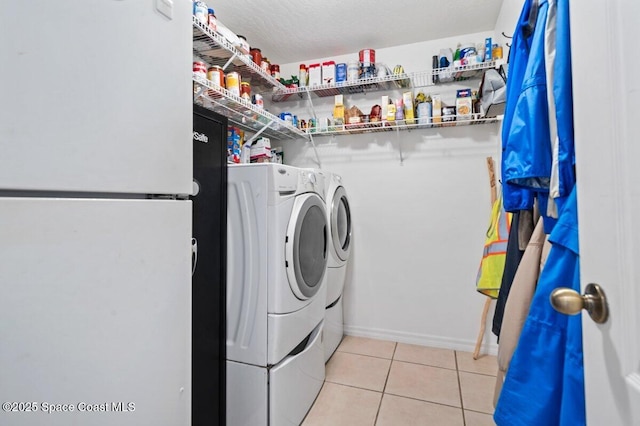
[192,16,286,92]
[271,59,506,102]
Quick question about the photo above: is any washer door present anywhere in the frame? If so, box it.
[331,186,352,262]
[285,193,328,300]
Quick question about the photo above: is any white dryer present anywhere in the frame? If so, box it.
[322,171,353,362]
[226,163,328,426]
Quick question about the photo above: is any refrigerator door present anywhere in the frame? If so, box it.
[0,1,192,195]
[0,198,192,426]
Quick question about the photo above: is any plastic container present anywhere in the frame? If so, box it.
[322,61,336,85]
[235,35,250,55]
[336,63,347,83]
[225,72,241,96]
[299,64,308,87]
[359,49,376,66]
[492,44,503,60]
[194,1,208,24]
[347,61,359,82]
[308,63,322,87]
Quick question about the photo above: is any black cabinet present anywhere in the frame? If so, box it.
[191,104,227,425]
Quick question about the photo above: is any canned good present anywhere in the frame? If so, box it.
[193,61,207,79]
[270,64,280,80]
[225,72,241,96]
[252,93,264,109]
[359,49,376,66]
[207,66,224,86]
[261,58,270,74]
[336,63,347,83]
[250,48,262,65]
[240,82,251,101]
[347,61,360,82]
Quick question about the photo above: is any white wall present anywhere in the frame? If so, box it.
[266,30,508,355]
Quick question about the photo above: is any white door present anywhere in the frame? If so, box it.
[571,0,640,424]
[0,198,192,426]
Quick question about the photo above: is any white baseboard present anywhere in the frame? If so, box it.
[343,324,498,356]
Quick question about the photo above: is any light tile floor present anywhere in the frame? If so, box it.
[303,336,497,426]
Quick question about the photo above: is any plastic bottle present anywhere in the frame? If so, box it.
[207,8,217,33]
[299,64,308,87]
[492,44,503,60]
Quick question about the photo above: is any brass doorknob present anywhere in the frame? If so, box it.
[550,283,609,324]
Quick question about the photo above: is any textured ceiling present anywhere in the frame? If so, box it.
[209,0,504,64]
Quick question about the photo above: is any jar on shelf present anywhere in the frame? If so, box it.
[240,82,251,101]
[347,61,360,82]
[250,48,262,65]
[270,64,280,80]
[260,57,270,74]
[207,8,217,33]
[207,65,224,87]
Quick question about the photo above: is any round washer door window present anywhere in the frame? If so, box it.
[331,186,352,262]
[285,193,328,300]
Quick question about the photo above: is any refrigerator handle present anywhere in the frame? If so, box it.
[191,238,198,276]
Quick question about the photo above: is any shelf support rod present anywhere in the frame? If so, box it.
[221,53,237,72]
[305,88,319,123]
[396,126,404,165]
[246,119,276,145]
[307,134,322,168]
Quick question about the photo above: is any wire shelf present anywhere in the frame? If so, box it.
[193,75,307,141]
[271,59,506,102]
[192,16,286,92]
[303,115,501,137]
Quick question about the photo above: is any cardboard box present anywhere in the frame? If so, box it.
[456,89,473,124]
[250,137,272,161]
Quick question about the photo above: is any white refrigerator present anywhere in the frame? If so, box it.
[0,1,193,425]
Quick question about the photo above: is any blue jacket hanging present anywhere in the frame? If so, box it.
[501,0,536,213]
[494,186,584,426]
[550,0,576,214]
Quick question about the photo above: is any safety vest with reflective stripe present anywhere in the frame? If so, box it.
[476,196,512,298]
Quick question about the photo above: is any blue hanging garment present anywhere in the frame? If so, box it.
[494,187,584,426]
[501,0,536,213]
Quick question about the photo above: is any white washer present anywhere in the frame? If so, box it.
[322,171,353,362]
[226,163,328,426]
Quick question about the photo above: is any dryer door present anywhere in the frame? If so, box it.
[285,193,328,300]
[331,186,352,262]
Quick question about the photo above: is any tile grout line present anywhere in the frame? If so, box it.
[373,342,397,425]
[455,351,468,426]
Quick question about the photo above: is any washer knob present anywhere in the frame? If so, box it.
[308,172,317,184]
